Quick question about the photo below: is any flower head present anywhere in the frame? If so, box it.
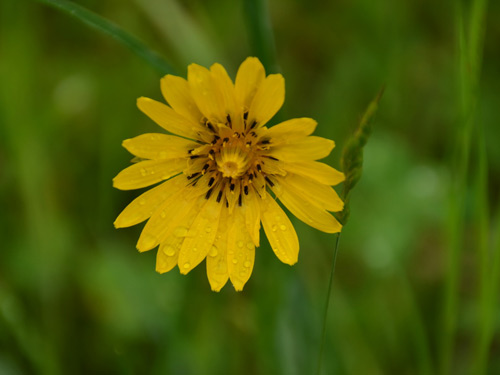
[113,57,344,291]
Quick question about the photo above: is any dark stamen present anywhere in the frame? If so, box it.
[202,164,209,172]
[249,131,257,137]
[187,172,200,180]
[243,111,248,120]
[265,155,279,161]
[188,149,193,154]
[223,137,229,143]
[212,135,220,145]
[190,155,200,159]
[208,177,215,187]
[260,139,270,145]
[265,176,274,187]
[206,122,215,132]
[256,164,262,172]
[250,120,257,129]
[205,188,213,199]
[216,191,223,203]
[226,114,232,125]
[244,185,249,195]
[248,174,254,181]
[238,194,242,206]
[230,183,235,191]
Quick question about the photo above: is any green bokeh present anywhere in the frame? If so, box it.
[1,0,499,374]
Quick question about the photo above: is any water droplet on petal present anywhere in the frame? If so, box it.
[232,258,238,264]
[246,242,253,250]
[237,241,244,248]
[280,224,287,231]
[139,198,146,205]
[174,227,188,237]
[239,271,246,277]
[140,168,147,176]
[244,261,251,268]
[183,262,191,269]
[164,246,175,256]
[160,211,166,218]
[275,215,281,222]
[272,225,277,232]
[205,227,212,233]
[209,246,218,257]
[192,247,198,252]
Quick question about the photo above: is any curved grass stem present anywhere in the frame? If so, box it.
[316,233,341,375]
[35,0,176,75]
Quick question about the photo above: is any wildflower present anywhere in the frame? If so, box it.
[113,57,344,291]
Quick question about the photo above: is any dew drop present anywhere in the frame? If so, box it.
[192,247,198,252]
[205,227,212,233]
[209,246,218,257]
[280,224,287,231]
[237,241,244,248]
[160,211,166,218]
[232,258,238,264]
[139,198,146,206]
[246,242,253,250]
[164,246,175,256]
[272,225,278,232]
[174,227,188,237]
[150,170,155,174]
[244,261,251,267]
[183,262,191,269]
[239,271,246,277]
[275,215,281,222]
[140,168,147,176]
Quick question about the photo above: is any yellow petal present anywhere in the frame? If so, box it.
[156,235,183,274]
[137,97,205,140]
[160,74,204,125]
[284,174,344,212]
[265,118,317,143]
[122,133,198,160]
[266,136,334,162]
[260,193,299,265]
[188,63,226,124]
[136,190,203,252]
[113,159,185,191]
[235,57,265,111]
[247,74,284,128]
[227,207,255,291]
[178,189,224,274]
[243,187,261,246]
[272,180,342,233]
[206,209,230,292]
[211,63,244,131]
[114,174,186,228]
[283,161,345,186]
[156,205,201,273]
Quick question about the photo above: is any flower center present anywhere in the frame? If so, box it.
[216,145,251,178]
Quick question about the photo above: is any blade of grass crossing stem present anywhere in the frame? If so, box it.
[35,0,176,75]
[316,233,340,375]
[473,125,490,375]
[317,90,383,375]
[242,0,278,73]
[440,0,487,373]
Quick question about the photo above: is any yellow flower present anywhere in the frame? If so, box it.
[113,57,344,291]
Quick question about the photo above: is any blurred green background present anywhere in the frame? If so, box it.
[1,0,499,374]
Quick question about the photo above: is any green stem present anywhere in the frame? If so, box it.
[242,0,279,73]
[316,233,341,375]
[35,0,176,75]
